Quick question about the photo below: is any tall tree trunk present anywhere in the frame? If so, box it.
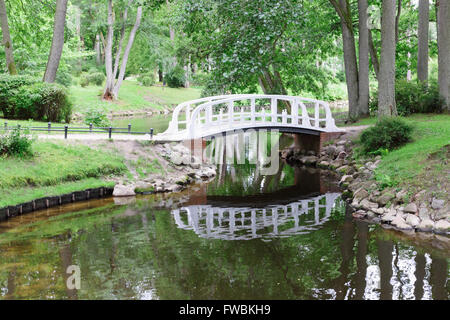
[339,0,360,120]
[113,4,129,80]
[418,0,430,83]
[112,6,142,98]
[437,0,450,109]
[358,0,370,117]
[0,0,17,74]
[95,34,101,65]
[378,0,398,117]
[369,30,380,78]
[395,0,402,43]
[103,0,115,100]
[43,0,68,83]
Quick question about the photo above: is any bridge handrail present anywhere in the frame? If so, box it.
[165,94,250,135]
[186,94,339,138]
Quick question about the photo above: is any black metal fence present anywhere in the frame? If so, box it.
[1,121,154,139]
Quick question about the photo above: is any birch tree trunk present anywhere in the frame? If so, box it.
[378,0,398,117]
[358,0,370,117]
[113,4,129,80]
[112,6,142,99]
[0,0,17,74]
[43,0,68,83]
[437,0,450,109]
[95,34,101,65]
[369,30,380,78]
[417,0,430,83]
[103,0,115,100]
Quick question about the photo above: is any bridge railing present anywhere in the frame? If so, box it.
[184,95,339,139]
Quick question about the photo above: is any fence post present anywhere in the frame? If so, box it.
[109,127,112,139]
[48,122,51,133]
[128,124,131,133]
[89,123,93,132]
[17,124,20,131]
[150,128,154,139]
[64,125,68,139]
[4,122,7,131]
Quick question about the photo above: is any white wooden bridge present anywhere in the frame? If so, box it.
[171,193,341,241]
[155,94,343,141]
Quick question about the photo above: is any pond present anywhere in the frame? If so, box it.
[0,136,448,300]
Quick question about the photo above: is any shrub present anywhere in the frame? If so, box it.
[10,83,73,123]
[55,69,73,87]
[370,80,444,116]
[0,75,38,117]
[137,72,155,87]
[359,117,413,154]
[164,66,186,88]
[0,128,34,158]
[79,74,90,87]
[191,72,209,87]
[87,72,105,86]
[84,108,111,128]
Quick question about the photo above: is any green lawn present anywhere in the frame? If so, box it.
[0,141,127,208]
[352,114,450,191]
[70,80,202,113]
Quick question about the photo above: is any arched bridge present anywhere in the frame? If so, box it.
[171,193,342,241]
[156,94,344,141]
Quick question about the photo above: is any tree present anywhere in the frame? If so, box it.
[437,0,450,109]
[103,0,143,100]
[43,0,69,83]
[378,0,398,117]
[0,0,17,74]
[417,0,429,83]
[329,0,369,120]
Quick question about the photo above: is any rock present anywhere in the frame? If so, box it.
[302,156,318,165]
[367,211,377,219]
[404,203,418,214]
[391,216,413,230]
[337,140,347,146]
[431,198,445,210]
[352,210,367,219]
[405,214,421,227]
[395,190,408,203]
[419,207,430,220]
[360,199,379,210]
[306,150,316,156]
[318,161,330,169]
[336,165,350,174]
[113,184,136,197]
[373,207,385,215]
[340,175,354,184]
[434,220,450,233]
[324,145,337,157]
[417,219,434,232]
[377,192,395,206]
[433,207,450,221]
[354,188,369,201]
[337,151,347,160]
[381,211,396,223]
[280,149,293,159]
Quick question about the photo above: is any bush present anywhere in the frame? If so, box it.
[0,128,34,158]
[191,72,209,87]
[79,74,90,87]
[0,75,38,117]
[137,72,155,87]
[87,72,105,86]
[164,66,186,88]
[359,117,413,154]
[9,83,73,122]
[55,69,73,87]
[370,80,444,116]
[84,108,111,128]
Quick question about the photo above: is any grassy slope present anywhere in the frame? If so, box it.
[352,114,450,195]
[0,141,127,208]
[70,80,202,113]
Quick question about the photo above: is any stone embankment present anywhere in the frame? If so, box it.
[282,137,449,235]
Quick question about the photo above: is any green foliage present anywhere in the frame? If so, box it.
[0,75,37,117]
[359,117,413,154]
[55,69,73,87]
[79,74,90,87]
[84,108,111,128]
[137,72,156,87]
[0,127,34,158]
[164,65,186,88]
[370,80,445,116]
[9,82,73,123]
[88,72,106,86]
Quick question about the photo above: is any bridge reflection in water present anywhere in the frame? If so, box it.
[172,193,341,241]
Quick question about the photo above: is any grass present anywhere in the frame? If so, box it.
[0,141,127,208]
[70,80,202,113]
[352,114,450,192]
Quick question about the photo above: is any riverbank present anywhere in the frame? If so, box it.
[0,138,216,221]
[284,114,450,235]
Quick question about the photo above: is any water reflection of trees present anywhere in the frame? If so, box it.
[0,202,448,300]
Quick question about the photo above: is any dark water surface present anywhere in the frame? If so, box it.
[0,150,448,299]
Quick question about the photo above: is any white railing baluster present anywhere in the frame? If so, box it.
[228,101,234,127]
[282,110,287,124]
[314,102,320,128]
[271,98,277,123]
[251,98,256,124]
[292,99,299,125]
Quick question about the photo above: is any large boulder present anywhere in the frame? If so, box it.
[405,214,420,228]
[391,216,413,230]
[417,219,434,232]
[404,203,418,214]
[431,198,445,210]
[434,220,450,233]
[113,184,136,197]
[377,192,395,206]
[354,188,369,201]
